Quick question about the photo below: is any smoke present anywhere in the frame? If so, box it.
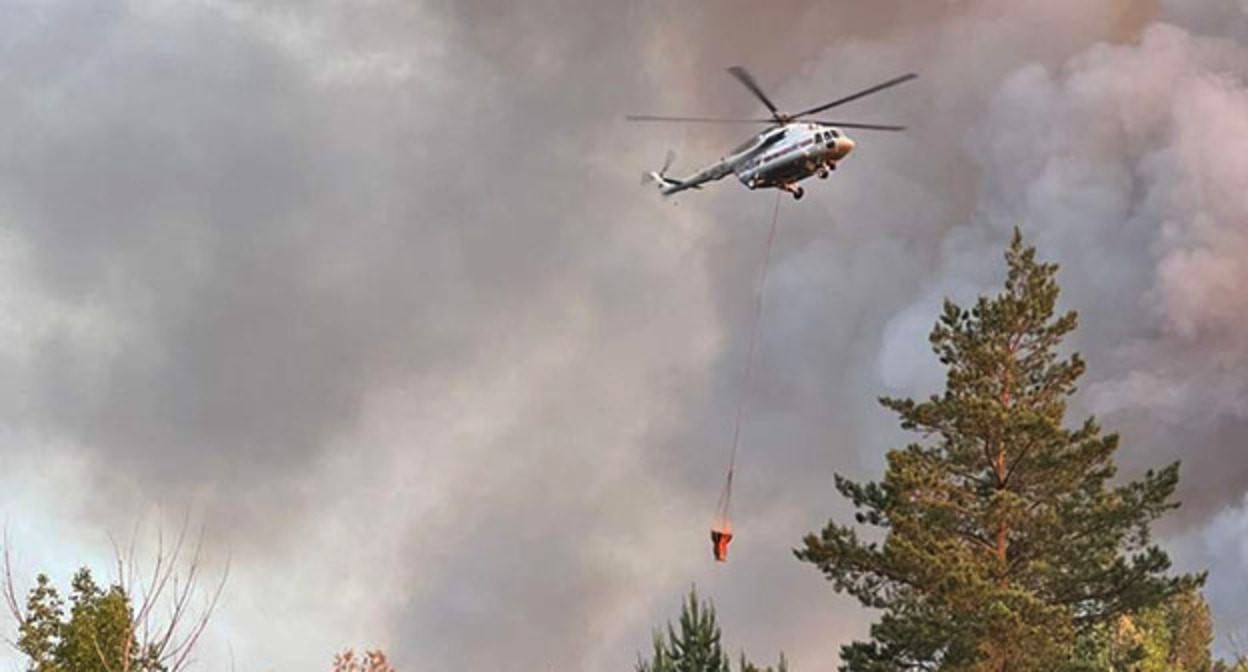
[0,0,1245,668]
[1175,493,1248,656]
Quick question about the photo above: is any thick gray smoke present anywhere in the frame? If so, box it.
[0,0,1245,668]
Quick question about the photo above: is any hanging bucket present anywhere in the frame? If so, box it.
[710,527,734,562]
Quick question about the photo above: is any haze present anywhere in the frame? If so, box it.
[1,0,1246,668]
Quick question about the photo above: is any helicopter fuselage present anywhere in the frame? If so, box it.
[651,123,856,199]
[733,123,856,191]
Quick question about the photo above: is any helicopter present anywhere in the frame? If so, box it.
[627,67,917,200]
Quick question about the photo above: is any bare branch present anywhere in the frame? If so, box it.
[2,530,24,627]
[2,530,27,654]
[167,553,228,672]
[120,515,227,672]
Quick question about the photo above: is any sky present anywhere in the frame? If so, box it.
[0,0,1246,669]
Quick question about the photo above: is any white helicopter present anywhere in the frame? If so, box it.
[628,67,917,200]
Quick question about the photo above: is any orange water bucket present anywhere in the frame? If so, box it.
[710,528,734,562]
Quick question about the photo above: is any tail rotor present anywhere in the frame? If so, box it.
[642,150,686,195]
[642,149,677,186]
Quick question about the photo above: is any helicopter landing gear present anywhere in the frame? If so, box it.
[817,168,829,179]
[778,183,805,200]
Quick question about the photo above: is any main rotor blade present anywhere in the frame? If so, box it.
[807,120,907,131]
[727,66,781,119]
[625,114,775,124]
[662,149,676,174]
[792,73,918,119]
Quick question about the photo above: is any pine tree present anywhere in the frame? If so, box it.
[636,587,787,672]
[796,231,1202,671]
[637,588,730,672]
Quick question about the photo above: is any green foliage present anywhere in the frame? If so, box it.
[1158,588,1214,671]
[17,574,64,671]
[1074,587,1213,671]
[636,587,787,672]
[15,568,164,672]
[796,230,1203,671]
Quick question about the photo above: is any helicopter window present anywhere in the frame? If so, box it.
[829,129,840,138]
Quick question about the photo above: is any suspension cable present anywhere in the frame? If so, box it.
[717,191,783,527]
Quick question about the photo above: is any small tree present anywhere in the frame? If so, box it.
[636,587,787,672]
[12,568,164,672]
[1158,588,1214,671]
[1076,587,1213,671]
[4,523,225,672]
[797,231,1202,671]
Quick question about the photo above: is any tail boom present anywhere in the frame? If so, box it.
[645,171,689,196]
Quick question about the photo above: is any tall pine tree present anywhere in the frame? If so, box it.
[797,231,1201,671]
